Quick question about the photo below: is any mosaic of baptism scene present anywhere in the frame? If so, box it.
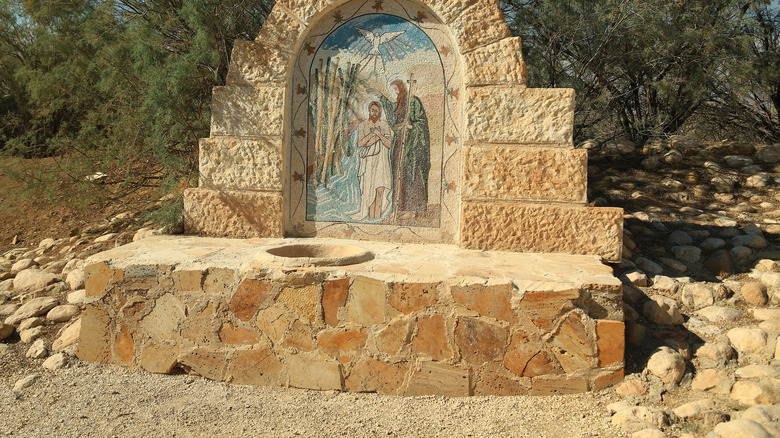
[288,1,461,243]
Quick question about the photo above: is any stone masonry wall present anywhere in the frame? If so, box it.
[77,259,625,396]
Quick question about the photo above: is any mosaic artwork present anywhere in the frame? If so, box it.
[289,1,461,243]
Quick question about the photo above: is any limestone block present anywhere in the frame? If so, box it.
[462,146,587,203]
[277,285,319,322]
[199,137,282,192]
[517,289,581,332]
[218,323,261,345]
[203,268,235,294]
[322,278,349,327]
[255,7,305,53]
[345,357,409,395]
[180,302,217,345]
[76,305,112,363]
[474,363,531,396]
[465,87,574,145]
[450,282,515,322]
[281,319,314,351]
[285,351,343,391]
[460,202,623,262]
[182,188,284,238]
[179,348,227,381]
[454,317,508,365]
[404,361,470,396]
[530,376,589,395]
[387,281,440,314]
[256,305,294,344]
[114,322,134,365]
[425,0,479,23]
[172,270,202,292]
[84,261,116,297]
[273,0,333,24]
[411,315,452,361]
[596,320,625,366]
[376,318,413,356]
[210,86,283,137]
[226,40,290,87]
[230,278,273,322]
[317,329,367,363]
[592,368,624,391]
[450,0,511,52]
[346,276,385,326]
[139,294,186,342]
[225,347,283,386]
[141,343,179,374]
[503,330,562,377]
[464,37,527,86]
[550,310,597,373]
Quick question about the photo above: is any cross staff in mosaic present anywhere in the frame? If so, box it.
[377,75,431,221]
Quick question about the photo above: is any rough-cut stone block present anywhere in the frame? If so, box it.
[199,137,282,191]
[255,8,304,52]
[346,276,385,326]
[464,37,526,85]
[256,305,293,344]
[141,343,179,374]
[404,362,470,396]
[139,294,185,342]
[173,270,202,292]
[84,262,115,297]
[281,319,314,351]
[274,0,331,24]
[474,363,530,396]
[412,315,452,360]
[183,188,284,238]
[517,289,581,332]
[463,146,587,203]
[286,351,342,391]
[226,40,289,87]
[345,357,409,395]
[426,0,479,23]
[318,329,366,363]
[388,282,439,314]
[465,87,574,145]
[376,318,412,356]
[180,302,216,345]
[530,376,589,395]
[322,278,349,326]
[277,285,319,322]
[550,310,597,373]
[76,304,112,363]
[596,320,625,366]
[455,317,508,365]
[503,330,562,377]
[203,268,235,294]
[450,0,510,52]
[460,203,623,262]
[230,278,273,322]
[210,86,283,137]
[226,347,282,385]
[114,322,134,365]
[219,323,262,345]
[450,282,515,322]
[180,349,227,381]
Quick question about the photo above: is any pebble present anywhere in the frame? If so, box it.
[52,317,81,351]
[67,289,86,305]
[17,317,45,331]
[741,404,780,425]
[11,258,36,274]
[704,250,733,277]
[12,374,39,396]
[697,306,742,323]
[657,257,687,273]
[716,218,739,228]
[0,303,19,317]
[42,352,68,370]
[66,269,85,290]
[94,232,118,243]
[617,380,649,396]
[760,272,780,289]
[38,238,57,250]
[691,369,732,393]
[651,275,678,293]
[730,246,754,261]
[636,257,664,275]
[631,428,664,438]
[732,234,768,250]
[0,321,13,340]
[623,270,648,287]
[745,173,771,188]
[46,304,80,322]
[643,295,684,325]
[727,327,768,355]
[612,406,667,428]
[695,342,734,362]
[711,176,736,192]
[626,321,647,346]
[724,155,754,167]
[686,317,723,339]
[681,283,714,309]
[749,308,780,321]
[26,338,47,359]
[667,230,693,245]
[663,149,683,164]
[12,269,60,293]
[647,346,685,384]
[756,145,780,163]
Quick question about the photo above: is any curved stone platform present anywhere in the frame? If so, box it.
[77,236,624,396]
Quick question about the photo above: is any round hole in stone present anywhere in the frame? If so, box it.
[264,243,374,267]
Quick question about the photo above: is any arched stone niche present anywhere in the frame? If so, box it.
[182,0,624,261]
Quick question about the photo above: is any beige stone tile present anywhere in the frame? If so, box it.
[450,0,510,52]
[285,351,342,390]
[550,310,597,373]
[450,282,515,322]
[322,278,349,327]
[530,376,589,395]
[140,342,179,374]
[277,284,319,322]
[596,320,625,366]
[464,37,527,86]
[179,348,227,381]
[404,361,470,396]
[388,282,440,314]
[465,87,574,145]
[462,146,587,203]
[76,305,112,363]
[474,362,531,396]
[425,0,479,23]
[230,278,273,322]
[139,294,185,342]
[199,137,282,192]
[210,86,284,137]
[503,329,562,378]
[218,323,262,345]
[346,276,386,326]
[226,40,291,87]
[182,188,284,238]
[375,317,413,356]
[317,328,367,363]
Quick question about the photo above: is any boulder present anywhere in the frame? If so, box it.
[11,258,36,274]
[731,381,780,406]
[740,283,768,306]
[26,338,47,359]
[672,399,716,418]
[697,306,741,323]
[647,346,685,384]
[672,245,702,264]
[0,322,13,340]
[704,250,733,277]
[713,419,777,438]
[727,327,768,356]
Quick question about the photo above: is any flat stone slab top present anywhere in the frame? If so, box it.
[78,236,625,396]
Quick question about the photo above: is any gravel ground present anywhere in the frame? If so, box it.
[0,359,628,437]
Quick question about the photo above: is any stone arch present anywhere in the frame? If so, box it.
[183,0,623,261]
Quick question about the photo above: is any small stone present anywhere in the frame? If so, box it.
[746,173,771,188]
[760,272,780,289]
[731,381,780,406]
[607,401,634,414]
[26,338,47,359]
[704,250,733,277]
[11,258,37,274]
[636,257,664,275]
[647,346,685,384]
[12,269,59,292]
[736,365,779,379]
[750,308,780,322]
[692,368,732,392]
[704,160,721,170]
[697,306,741,323]
[5,297,59,325]
[52,317,80,351]
[702,411,730,428]
[711,176,736,192]
[741,404,780,425]
[641,157,661,170]
[673,399,716,418]
[643,295,684,325]
[756,145,780,163]
[657,257,688,273]
[0,322,14,340]
[651,276,678,293]
[0,303,19,317]
[66,289,85,305]
[695,342,735,362]
[626,321,646,346]
[611,406,667,429]
[714,419,776,438]
[19,326,44,343]
[668,230,693,245]
[681,283,714,309]
[724,155,754,167]
[623,270,648,287]
[65,268,84,290]
[727,327,768,355]
[672,245,702,264]
[616,380,649,396]
[716,218,739,228]
[46,304,80,322]
[663,149,683,164]
[12,374,39,396]
[732,234,768,250]
[94,232,118,243]
[17,317,44,331]
[741,283,768,306]
[42,353,67,370]
[731,246,754,261]
[631,428,664,438]
[701,238,727,251]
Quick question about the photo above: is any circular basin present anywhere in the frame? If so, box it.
[263,243,374,267]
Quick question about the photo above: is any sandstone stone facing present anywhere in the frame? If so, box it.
[455,317,508,365]
[346,276,385,326]
[256,305,293,344]
[199,137,283,191]
[550,310,597,373]
[376,318,412,356]
[404,361,470,396]
[76,305,112,363]
[596,320,625,366]
[218,323,262,345]
[425,0,479,23]
[345,356,409,395]
[139,294,186,342]
[182,188,283,238]
[84,262,115,297]
[140,343,179,374]
[465,87,574,144]
[180,348,227,381]
[226,347,282,385]
[210,86,284,137]
[281,319,314,351]
[450,0,510,52]
[322,278,349,326]
[411,315,452,361]
[274,0,331,24]
[226,40,289,87]
[114,322,135,365]
[317,329,367,363]
[460,202,623,262]
[474,363,530,396]
[230,278,273,322]
[172,270,202,292]
[254,7,305,52]
[530,376,590,395]
[464,37,526,85]
[285,351,342,391]
[518,289,581,331]
[387,281,439,314]
[276,284,319,322]
[451,282,515,322]
[462,146,587,203]
[503,330,561,377]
